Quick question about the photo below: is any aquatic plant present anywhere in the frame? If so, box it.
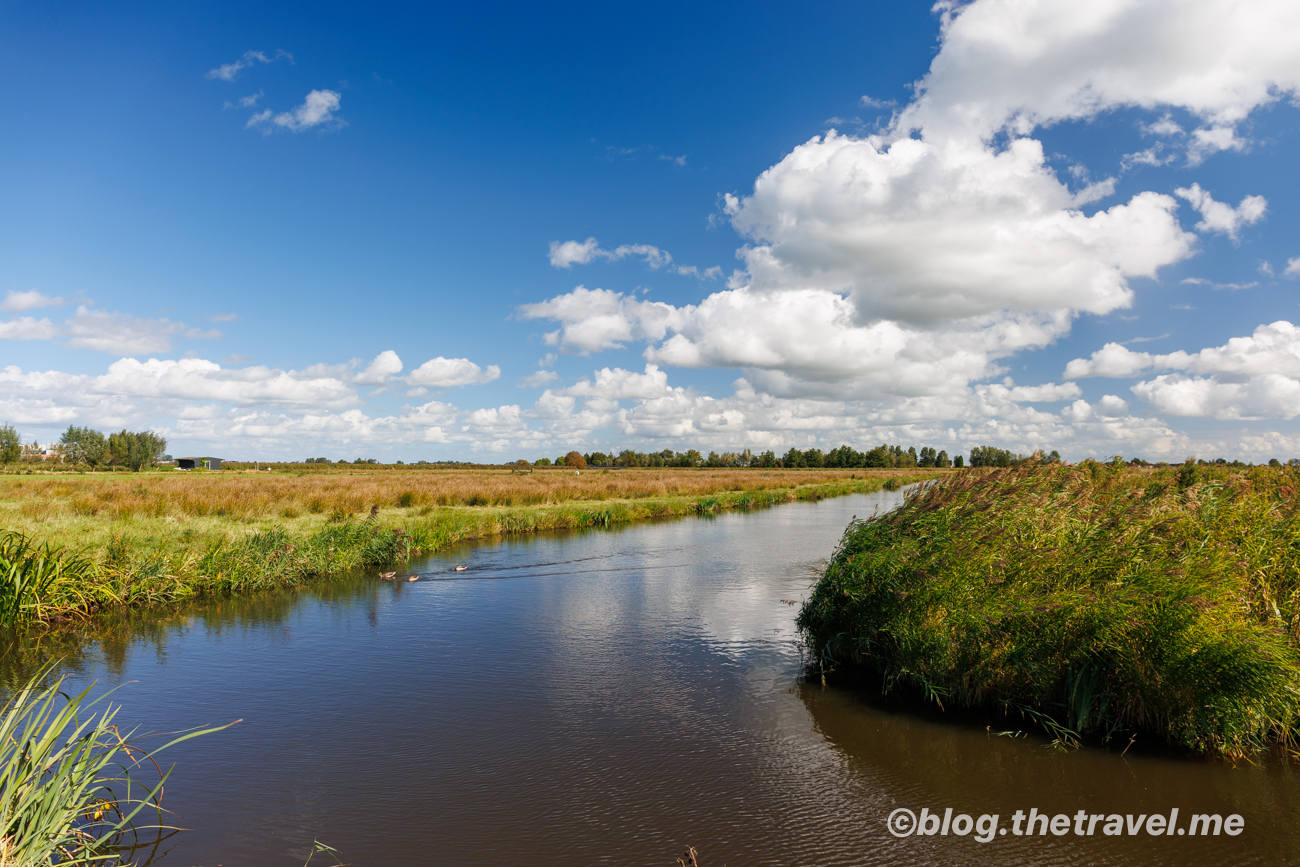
[798,461,1300,756]
[0,533,94,629]
[0,667,230,865]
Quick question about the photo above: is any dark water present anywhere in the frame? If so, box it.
[12,491,1300,866]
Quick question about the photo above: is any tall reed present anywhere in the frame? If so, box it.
[798,461,1300,756]
[0,666,231,865]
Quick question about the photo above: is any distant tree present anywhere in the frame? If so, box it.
[105,429,167,471]
[681,449,702,467]
[758,450,777,468]
[1046,450,1062,464]
[917,446,936,467]
[616,450,640,467]
[935,449,950,468]
[1269,458,1282,468]
[60,425,107,466]
[534,457,552,466]
[953,454,964,468]
[563,451,586,469]
[0,424,20,464]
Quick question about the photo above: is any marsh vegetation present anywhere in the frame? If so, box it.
[798,460,1300,757]
[0,468,938,626]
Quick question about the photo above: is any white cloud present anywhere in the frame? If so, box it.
[406,356,501,388]
[353,350,404,386]
[516,370,559,388]
[1174,183,1266,240]
[0,317,59,341]
[518,286,677,355]
[206,50,291,82]
[1132,374,1300,420]
[1,290,63,312]
[1285,257,1300,277]
[247,90,342,133]
[859,95,897,109]
[728,132,1192,327]
[63,307,192,355]
[546,237,717,277]
[897,0,1300,159]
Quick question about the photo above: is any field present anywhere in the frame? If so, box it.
[0,466,938,625]
[798,460,1300,758]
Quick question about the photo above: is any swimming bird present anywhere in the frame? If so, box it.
[406,575,419,582]
[379,571,396,579]
[453,565,468,572]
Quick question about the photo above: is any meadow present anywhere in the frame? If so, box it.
[798,460,1300,758]
[0,466,937,626]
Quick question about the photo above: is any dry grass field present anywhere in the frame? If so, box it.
[0,467,908,526]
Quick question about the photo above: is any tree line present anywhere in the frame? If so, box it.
[0,424,168,471]
[535,444,969,470]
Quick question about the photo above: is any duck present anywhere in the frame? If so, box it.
[378,571,397,580]
[453,565,468,572]
[406,575,419,582]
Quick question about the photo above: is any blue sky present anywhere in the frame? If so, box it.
[2,0,1299,462]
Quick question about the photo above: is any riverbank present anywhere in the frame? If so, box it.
[2,468,938,626]
[797,461,1300,758]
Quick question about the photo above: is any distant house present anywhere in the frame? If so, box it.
[176,456,224,470]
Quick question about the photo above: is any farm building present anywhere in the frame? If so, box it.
[175,456,224,470]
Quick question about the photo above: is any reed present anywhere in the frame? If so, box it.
[1,470,937,625]
[0,666,231,865]
[797,461,1300,757]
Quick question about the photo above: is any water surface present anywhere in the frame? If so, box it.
[15,491,1300,865]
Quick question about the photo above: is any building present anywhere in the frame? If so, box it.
[176,456,223,470]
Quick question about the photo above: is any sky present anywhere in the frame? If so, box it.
[2,0,1300,463]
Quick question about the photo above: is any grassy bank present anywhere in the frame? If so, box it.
[797,461,1300,757]
[1,468,936,626]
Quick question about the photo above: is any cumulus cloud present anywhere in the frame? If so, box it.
[406,356,501,388]
[1286,257,1300,278]
[1067,322,1300,420]
[247,90,342,132]
[1174,183,1267,240]
[353,350,404,386]
[518,286,678,355]
[895,0,1300,158]
[728,132,1192,327]
[1,290,63,312]
[206,50,291,82]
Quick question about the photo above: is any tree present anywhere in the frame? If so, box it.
[935,449,950,468]
[60,425,107,466]
[0,424,20,464]
[563,451,586,469]
[954,454,965,468]
[534,457,552,466]
[105,429,167,471]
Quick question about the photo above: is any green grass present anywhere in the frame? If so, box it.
[3,474,935,626]
[797,461,1300,757]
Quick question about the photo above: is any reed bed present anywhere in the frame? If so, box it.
[0,469,936,625]
[0,468,894,526]
[798,461,1300,757]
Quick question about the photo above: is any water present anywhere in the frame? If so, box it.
[12,491,1300,865]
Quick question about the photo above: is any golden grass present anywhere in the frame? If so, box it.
[0,467,912,527]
